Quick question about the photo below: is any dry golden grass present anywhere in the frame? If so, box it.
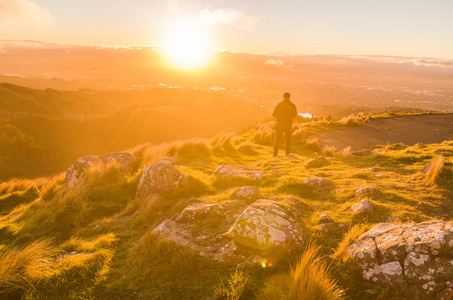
[0,239,55,295]
[290,243,344,300]
[323,145,338,157]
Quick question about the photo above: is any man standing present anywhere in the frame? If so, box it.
[272,92,297,156]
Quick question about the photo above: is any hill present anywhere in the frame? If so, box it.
[0,83,268,180]
[1,113,452,299]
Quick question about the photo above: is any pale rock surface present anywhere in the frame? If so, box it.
[231,186,262,202]
[348,221,453,299]
[227,199,305,250]
[213,164,265,181]
[136,161,193,198]
[304,177,333,192]
[355,187,376,196]
[66,152,136,188]
[350,200,375,213]
[152,199,306,264]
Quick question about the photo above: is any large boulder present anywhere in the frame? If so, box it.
[347,221,453,299]
[66,152,136,188]
[136,161,193,198]
[152,198,307,264]
[227,199,305,250]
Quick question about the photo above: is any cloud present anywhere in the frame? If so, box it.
[264,59,286,67]
[0,0,53,34]
[198,8,260,30]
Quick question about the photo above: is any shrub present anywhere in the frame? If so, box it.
[290,243,344,300]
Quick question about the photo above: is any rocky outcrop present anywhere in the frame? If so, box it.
[136,161,193,198]
[152,199,306,263]
[348,221,453,299]
[66,152,136,188]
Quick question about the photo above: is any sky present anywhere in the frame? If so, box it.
[1,0,453,59]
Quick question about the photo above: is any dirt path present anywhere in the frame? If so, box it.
[316,113,453,150]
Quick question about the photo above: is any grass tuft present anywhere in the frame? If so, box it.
[0,239,55,298]
[290,242,344,300]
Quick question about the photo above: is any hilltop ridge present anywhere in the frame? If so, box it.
[1,112,452,299]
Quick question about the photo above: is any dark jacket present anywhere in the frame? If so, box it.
[272,99,297,131]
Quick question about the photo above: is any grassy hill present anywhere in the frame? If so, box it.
[0,83,269,181]
[1,113,452,299]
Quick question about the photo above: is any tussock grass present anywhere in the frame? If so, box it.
[337,113,369,127]
[28,249,113,300]
[238,141,259,156]
[215,267,249,300]
[323,145,338,157]
[289,243,344,300]
[331,224,372,262]
[304,137,322,153]
[0,239,55,298]
[167,140,211,158]
[425,155,453,187]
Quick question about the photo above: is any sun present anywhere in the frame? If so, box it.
[165,21,210,69]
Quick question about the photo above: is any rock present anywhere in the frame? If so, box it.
[136,161,193,198]
[231,186,262,202]
[319,214,333,224]
[348,221,453,299]
[318,222,344,234]
[304,177,333,191]
[175,200,246,229]
[213,164,264,181]
[227,199,305,250]
[355,187,376,196]
[151,219,195,248]
[305,157,331,168]
[350,200,374,213]
[152,198,307,265]
[346,149,373,157]
[66,152,136,188]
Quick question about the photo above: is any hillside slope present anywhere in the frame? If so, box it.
[1,113,452,299]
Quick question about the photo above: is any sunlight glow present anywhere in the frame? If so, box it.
[165,21,210,69]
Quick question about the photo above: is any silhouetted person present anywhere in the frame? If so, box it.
[272,92,297,156]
